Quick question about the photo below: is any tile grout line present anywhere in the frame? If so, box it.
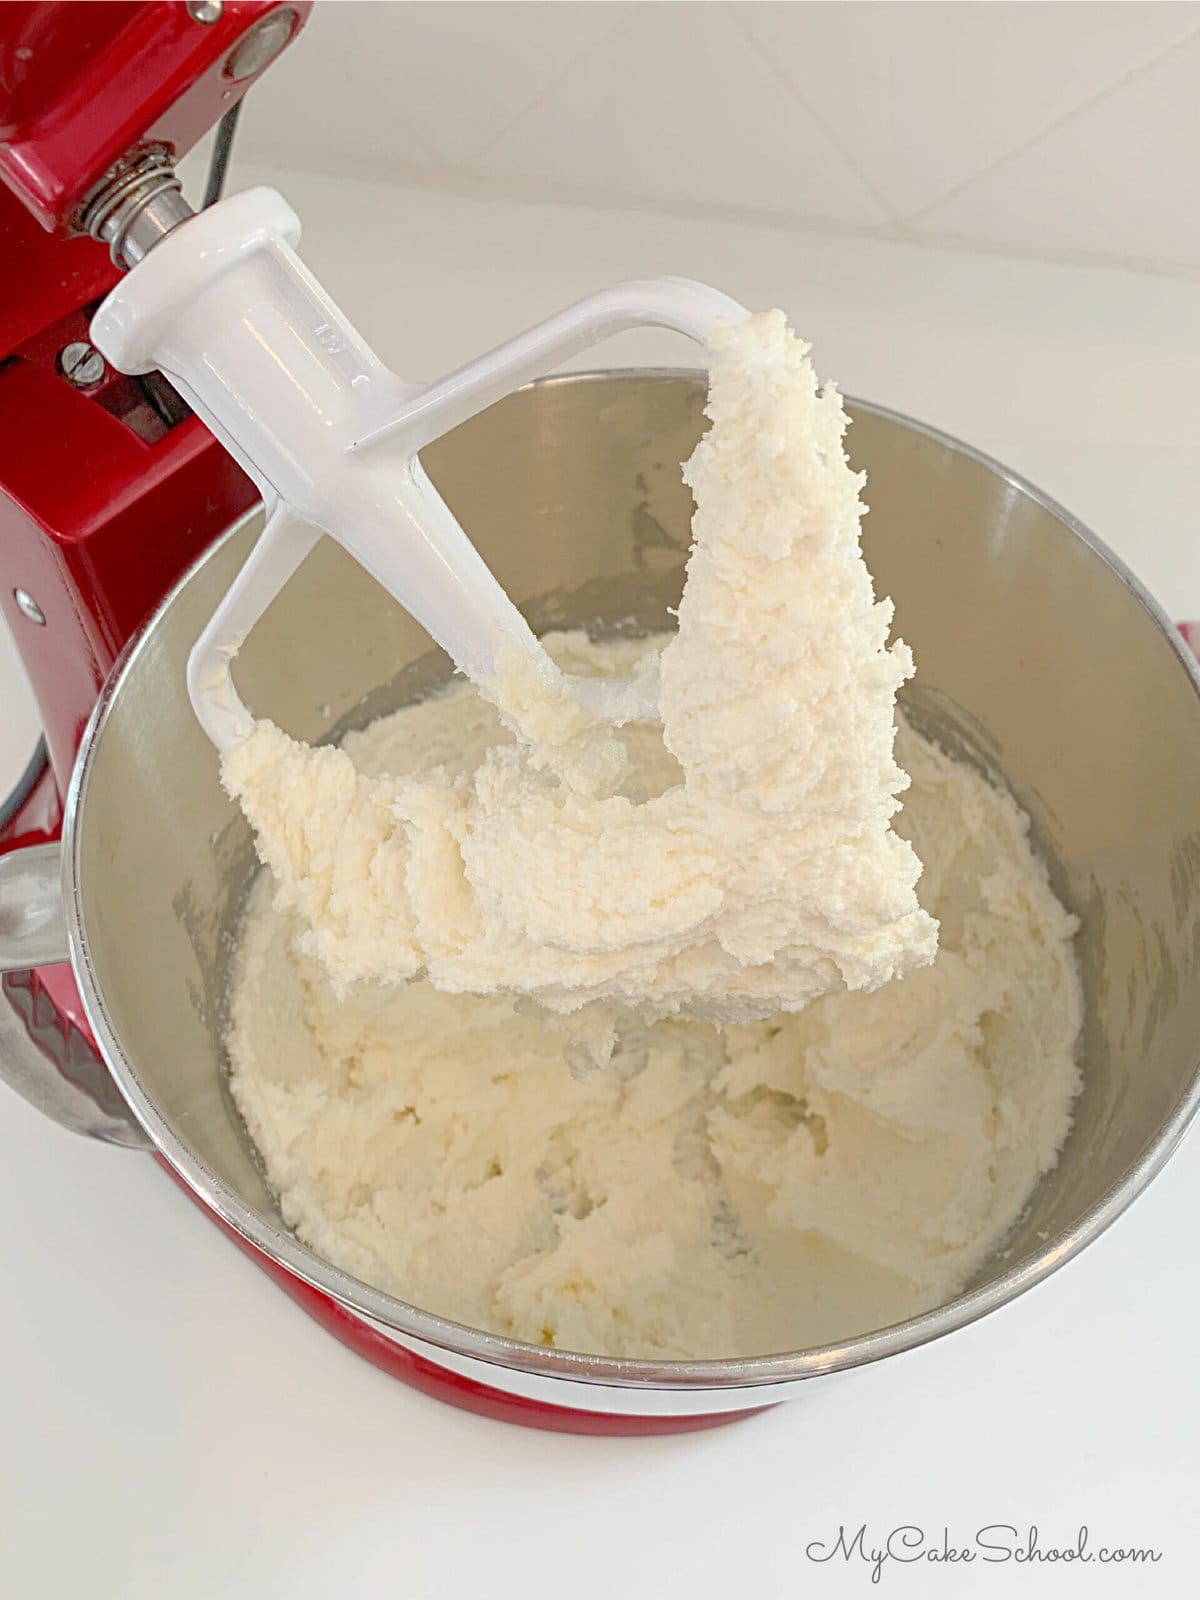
[458,1,653,169]
[736,14,903,227]
[905,15,1200,226]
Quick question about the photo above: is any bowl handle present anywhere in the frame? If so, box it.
[0,845,152,1149]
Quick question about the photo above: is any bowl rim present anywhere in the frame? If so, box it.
[63,370,1200,1393]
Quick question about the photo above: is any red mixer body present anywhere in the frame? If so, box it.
[0,0,300,989]
[0,0,310,231]
[0,290,260,799]
[0,0,313,807]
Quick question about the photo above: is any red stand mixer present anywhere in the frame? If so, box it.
[0,2,304,817]
[0,4,299,1176]
[6,2,1200,1440]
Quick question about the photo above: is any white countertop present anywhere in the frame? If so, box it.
[1,170,1197,1598]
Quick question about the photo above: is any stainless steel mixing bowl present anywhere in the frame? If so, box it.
[3,372,1200,1427]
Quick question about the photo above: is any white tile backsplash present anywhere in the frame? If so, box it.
[919,25,1200,270]
[236,2,639,172]
[233,0,1200,274]
[744,0,1200,221]
[237,0,439,169]
[479,2,886,223]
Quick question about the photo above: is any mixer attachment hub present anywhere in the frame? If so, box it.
[79,147,195,271]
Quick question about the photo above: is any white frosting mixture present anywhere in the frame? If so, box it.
[221,310,1081,1359]
[227,662,1082,1358]
[223,312,937,1023]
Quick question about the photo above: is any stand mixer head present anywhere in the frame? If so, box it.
[0,0,745,787]
[0,2,311,810]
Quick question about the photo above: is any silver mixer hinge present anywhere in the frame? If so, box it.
[79,146,195,271]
